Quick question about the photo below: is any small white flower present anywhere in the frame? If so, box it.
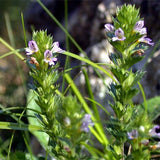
[64,117,71,127]
[139,126,145,132]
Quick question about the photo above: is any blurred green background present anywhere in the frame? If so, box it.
[0,0,30,107]
[0,1,31,157]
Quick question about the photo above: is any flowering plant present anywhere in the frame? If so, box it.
[0,2,160,160]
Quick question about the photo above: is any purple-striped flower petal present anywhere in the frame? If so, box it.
[26,40,39,55]
[134,20,144,31]
[51,42,65,53]
[44,50,58,66]
[104,24,115,32]
[139,36,154,46]
[139,27,147,35]
[112,28,126,41]
[134,20,147,35]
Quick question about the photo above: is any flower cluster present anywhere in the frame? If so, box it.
[127,125,160,148]
[127,127,150,146]
[25,41,64,67]
[104,20,154,46]
[134,20,154,46]
[104,24,126,41]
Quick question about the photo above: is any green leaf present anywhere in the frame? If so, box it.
[0,121,42,131]
[110,67,126,83]
[121,56,144,69]
[143,96,160,121]
[26,89,49,150]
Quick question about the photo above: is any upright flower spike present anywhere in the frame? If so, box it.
[104,24,115,32]
[112,28,126,41]
[81,114,94,133]
[51,42,65,53]
[44,50,58,66]
[26,40,39,55]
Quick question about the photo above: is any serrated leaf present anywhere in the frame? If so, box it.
[121,56,144,69]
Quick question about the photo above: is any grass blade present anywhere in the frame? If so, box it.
[21,12,27,47]
[85,97,109,115]
[64,73,109,146]
[0,121,43,131]
[138,82,147,112]
[0,38,25,60]
[62,51,116,82]
[82,68,101,122]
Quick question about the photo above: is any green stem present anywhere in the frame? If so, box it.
[62,0,70,93]
[0,121,43,131]
[64,73,109,146]
[138,82,147,112]
[61,51,116,82]
[0,37,25,60]
[21,12,27,47]
[82,69,102,124]
[7,131,15,160]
